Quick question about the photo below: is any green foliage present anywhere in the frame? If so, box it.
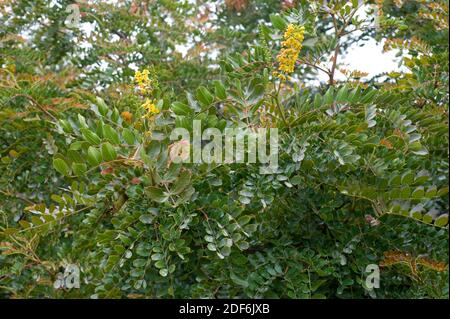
[0,0,448,299]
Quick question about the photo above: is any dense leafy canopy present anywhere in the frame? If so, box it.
[0,0,448,298]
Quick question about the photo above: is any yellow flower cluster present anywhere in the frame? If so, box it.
[141,98,160,118]
[275,24,305,78]
[134,69,152,94]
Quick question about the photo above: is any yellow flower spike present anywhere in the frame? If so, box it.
[141,99,160,119]
[134,69,153,94]
[276,24,305,79]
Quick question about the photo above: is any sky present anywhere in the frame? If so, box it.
[341,39,402,76]
[315,3,405,82]
[2,1,404,84]
[319,38,403,82]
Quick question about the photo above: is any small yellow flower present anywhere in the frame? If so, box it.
[134,69,153,94]
[272,71,286,81]
[141,99,160,118]
[276,24,305,79]
[9,149,19,158]
[6,63,16,74]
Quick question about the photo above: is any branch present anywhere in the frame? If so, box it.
[9,94,57,121]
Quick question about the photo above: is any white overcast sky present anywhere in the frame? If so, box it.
[320,38,403,82]
[330,4,404,82]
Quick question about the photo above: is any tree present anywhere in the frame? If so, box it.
[0,0,448,298]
